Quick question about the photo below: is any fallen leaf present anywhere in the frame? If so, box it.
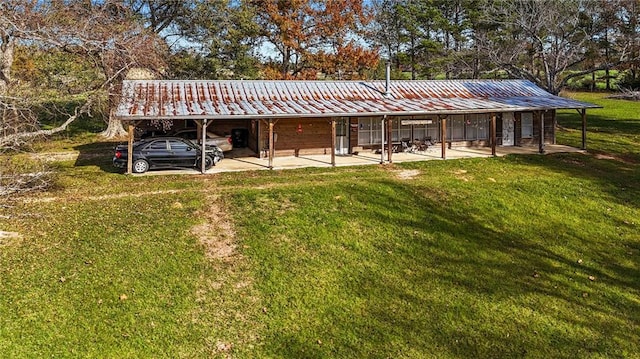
[216,342,232,352]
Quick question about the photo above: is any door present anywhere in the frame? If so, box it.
[502,112,515,146]
[143,139,171,167]
[168,139,197,167]
[335,118,349,155]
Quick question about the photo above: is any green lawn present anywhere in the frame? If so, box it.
[0,92,639,357]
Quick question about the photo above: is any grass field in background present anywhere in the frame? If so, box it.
[0,92,638,357]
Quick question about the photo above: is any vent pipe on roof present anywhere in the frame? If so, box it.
[385,61,391,96]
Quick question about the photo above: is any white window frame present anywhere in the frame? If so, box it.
[521,112,533,138]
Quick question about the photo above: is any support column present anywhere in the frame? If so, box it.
[491,113,497,157]
[201,118,207,174]
[380,115,386,164]
[195,119,203,139]
[331,118,336,167]
[539,111,545,154]
[441,117,447,160]
[387,117,393,163]
[581,109,587,150]
[268,119,275,169]
[127,123,134,174]
[552,110,557,145]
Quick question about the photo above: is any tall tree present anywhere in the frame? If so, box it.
[311,0,379,79]
[0,0,167,142]
[250,0,316,78]
[251,0,378,79]
[478,0,634,94]
[174,0,261,79]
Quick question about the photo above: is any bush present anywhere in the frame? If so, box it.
[618,72,640,90]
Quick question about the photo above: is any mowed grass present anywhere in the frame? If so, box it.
[0,92,639,357]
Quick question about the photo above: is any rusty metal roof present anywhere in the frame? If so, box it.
[116,79,599,120]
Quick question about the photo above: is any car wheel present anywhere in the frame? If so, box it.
[197,156,214,171]
[132,159,149,173]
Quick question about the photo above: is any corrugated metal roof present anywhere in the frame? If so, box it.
[116,79,599,120]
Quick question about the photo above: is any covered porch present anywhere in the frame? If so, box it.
[133,144,585,175]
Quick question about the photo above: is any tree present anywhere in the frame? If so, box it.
[0,1,168,141]
[478,0,634,94]
[172,0,262,80]
[250,0,378,79]
[310,0,379,79]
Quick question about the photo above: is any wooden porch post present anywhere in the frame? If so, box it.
[552,110,557,145]
[441,117,447,160]
[539,111,545,154]
[387,117,393,163]
[195,119,203,140]
[127,122,134,174]
[201,118,207,174]
[380,115,386,164]
[581,109,587,150]
[331,118,336,167]
[268,119,275,170]
[491,113,497,157]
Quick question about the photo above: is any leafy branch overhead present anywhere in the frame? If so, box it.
[1,0,639,146]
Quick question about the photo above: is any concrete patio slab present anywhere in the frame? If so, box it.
[134,144,584,176]
[205,144,584,173]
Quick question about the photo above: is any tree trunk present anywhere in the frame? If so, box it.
[100,112,128,139]
[0,32,14,94]
[99,84,128,139]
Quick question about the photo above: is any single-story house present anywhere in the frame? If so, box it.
[115,76,599,173]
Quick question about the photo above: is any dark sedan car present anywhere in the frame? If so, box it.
[113,137,223,173]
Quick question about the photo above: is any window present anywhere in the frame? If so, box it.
[468,114,489,140]
[168,140,190,151]
[449,115,465,141]
[148,140,167,150]
[521,112,533,138]
[358,118,381,146]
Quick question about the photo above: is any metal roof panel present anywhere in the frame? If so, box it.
[116,79,600,119]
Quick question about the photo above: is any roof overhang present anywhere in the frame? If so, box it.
[116,79,601,121]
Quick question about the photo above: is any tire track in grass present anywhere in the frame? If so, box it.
[188,192,264,357]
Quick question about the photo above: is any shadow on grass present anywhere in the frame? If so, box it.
[515,153,640,209]
[330,178,639,357]
[557,112,640,136]
[73,142,121,173]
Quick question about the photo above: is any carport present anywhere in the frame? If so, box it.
[115,76,599,174]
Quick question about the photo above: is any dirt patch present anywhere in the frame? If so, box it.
[453,169,473,182]
[0,231,21,245]
[31,152,79,162]
[22,189,186,204]
[189,193,264,355]
[396,169,421,180]
[593,153,638,165]
[191,195,238,262]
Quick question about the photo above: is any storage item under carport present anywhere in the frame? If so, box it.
[231,128,249,148]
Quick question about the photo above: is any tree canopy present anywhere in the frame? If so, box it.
[1,0,639,145]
